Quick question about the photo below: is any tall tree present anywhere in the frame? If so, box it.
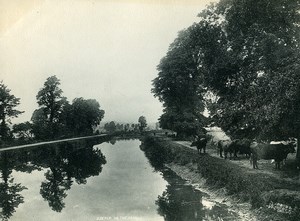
[194,0,300,165]
[104,121,116,134]
[31,108,51,140]
[66,98,105,136]
[197,0,300,140]
[152,28,208,138]
[124,123,130,132]
[153,0,300,165]
[138,116,147,132]
[0,82,23,140]
[36,76,68,138]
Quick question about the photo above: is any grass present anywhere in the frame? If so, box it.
[142,135,300,221]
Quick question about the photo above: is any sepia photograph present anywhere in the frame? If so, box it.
[1,0,300,220]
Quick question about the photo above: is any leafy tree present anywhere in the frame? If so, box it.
[138,116,147,132]
[195,0,300,144]
[187,0,300,164]
[159,111,207,137]
[104,121,116,134]
[36,76,68,138]
[124,123,130,132]
[66,98,105,136]
[153,0,300,163]
[152,27,209,137]
[12,122,33,140]
[116,123,124,131]
[0,82,23,140]
[31,108,51,140]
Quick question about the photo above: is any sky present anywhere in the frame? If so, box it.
[0,0,217,125]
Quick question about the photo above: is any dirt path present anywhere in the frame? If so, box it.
[0,134,108,152]
[175,140,300,183]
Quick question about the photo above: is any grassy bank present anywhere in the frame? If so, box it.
[141,136,300,221]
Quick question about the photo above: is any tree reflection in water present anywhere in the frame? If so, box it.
[142,140,240,221]
[0,137,107,216]
[0,152,27,221]
[40,168,72,212]
[38,140,106,212]
[156,169,205,221]
[156,169,239,221]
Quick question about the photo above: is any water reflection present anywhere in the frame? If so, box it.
[156,169,205,221]
[156,169,239,221]
[40,167,71,212]
[141,140,240,221]
[1,138,243,220]
[140,141,167,171]
[0,152,27,221]
[109,138,117,145]
[0,137,107,218]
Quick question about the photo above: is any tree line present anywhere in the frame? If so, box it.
[152,0,300,161]
[103,116,147,134]
[0,75,105,143]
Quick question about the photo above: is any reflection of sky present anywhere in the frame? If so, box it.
[10,140,167,221]
[11,169,51,221]
[5,139,243,221]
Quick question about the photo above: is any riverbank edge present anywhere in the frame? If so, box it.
[165,162,258,221]
[141,136,300,221]
[0,134,111,152]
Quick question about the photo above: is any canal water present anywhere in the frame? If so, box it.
[0,138,241,221]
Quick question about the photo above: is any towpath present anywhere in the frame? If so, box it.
[0,134,108,152]
[174,140,300,182]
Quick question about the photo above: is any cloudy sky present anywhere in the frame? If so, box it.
[0,0,216,125]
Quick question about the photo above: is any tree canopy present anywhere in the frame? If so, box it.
[138,116,147,132]
[66,98,105,136]
[152,0,300,154]
[199,0,300,141]
[36,76,67,124]
[12,122,33,140]
[32,76,105,140]
[35,76,68,138]
[152,29,208,137]
[104,121,116,134]
[0,82,23,140]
